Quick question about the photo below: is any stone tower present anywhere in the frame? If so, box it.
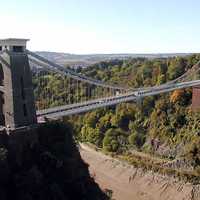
[192,86,200,110]
[0,38,37,128]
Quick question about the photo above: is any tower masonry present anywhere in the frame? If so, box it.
[0,38,37,129]
[192,85,200,110]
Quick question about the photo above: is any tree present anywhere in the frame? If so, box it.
[128,130,146,148]
[170,89,191,106]
[157,74,166,85]
[97,113,113,133]
[81,125,102,146]
[185,138,200,166]
[111,104,136,130]
[170,89,185,103]
[167,57,186,80]
[84,112,99,128]
[103,128,128,152]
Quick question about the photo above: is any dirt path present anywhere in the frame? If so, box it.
[80,143,200,200]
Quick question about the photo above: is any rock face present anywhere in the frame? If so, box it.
[0,122,109,200]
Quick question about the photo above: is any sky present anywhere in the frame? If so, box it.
[1,0,200,54]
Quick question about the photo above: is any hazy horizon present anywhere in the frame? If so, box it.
[36,50,195,56]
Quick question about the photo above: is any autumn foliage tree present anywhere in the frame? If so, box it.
[170,89,185,103]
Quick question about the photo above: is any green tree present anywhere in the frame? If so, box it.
[129,132,145,148]
[103,128,128,152]
[167,57,186,80]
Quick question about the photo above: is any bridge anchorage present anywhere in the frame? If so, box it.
[0,38,200,130]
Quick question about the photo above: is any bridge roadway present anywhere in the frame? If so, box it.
[37,79,200,118]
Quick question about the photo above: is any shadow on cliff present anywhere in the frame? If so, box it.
[0,122,110,200]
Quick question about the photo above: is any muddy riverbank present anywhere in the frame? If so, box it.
[80,143,200,200]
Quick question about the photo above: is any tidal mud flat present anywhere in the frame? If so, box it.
[80,143,200,200]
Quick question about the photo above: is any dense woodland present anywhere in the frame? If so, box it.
[34,54,200,176]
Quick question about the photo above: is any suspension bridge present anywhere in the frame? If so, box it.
[0,38,200,129]
[28,50,200,119]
